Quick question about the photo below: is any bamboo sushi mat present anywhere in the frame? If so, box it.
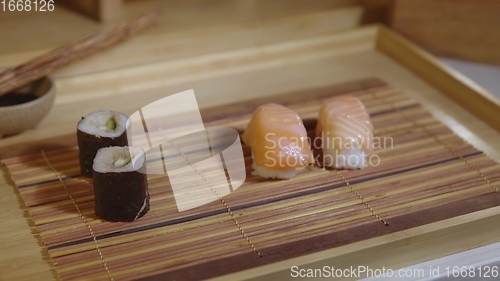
[3,79,500,281]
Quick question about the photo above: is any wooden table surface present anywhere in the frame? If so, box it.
[1,1,499,280]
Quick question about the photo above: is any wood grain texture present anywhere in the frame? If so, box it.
[0,1,362,70]
[59,0,124,22]
[0,5,499,280]
[377,25,500,132]
[220,205,500,281]
[361,0,392,24]
[99,0,124,22]
[3,83,500,280]
[0,6,364,280]
[0,10,159,97]
[390,0,500,65]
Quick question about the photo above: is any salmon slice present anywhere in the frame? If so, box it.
[242,104,313,179]
[316,95,373,169]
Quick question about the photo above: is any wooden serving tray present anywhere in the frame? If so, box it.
[1,25,500,280]
[4,79,500,280]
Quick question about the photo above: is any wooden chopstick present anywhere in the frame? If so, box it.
[0,10,161,97]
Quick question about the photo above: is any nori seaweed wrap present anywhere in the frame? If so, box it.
[92,146,149,222]
[77,110,129,177]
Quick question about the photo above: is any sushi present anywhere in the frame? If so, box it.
[242,104,314,179]
[93,146,149,222]
[316,95,373,169]
[77,110,129,177]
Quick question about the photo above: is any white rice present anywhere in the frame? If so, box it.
[77,110,128,138]
[250,153,297,180]
[323,146,366,169]
[93,146,145,173]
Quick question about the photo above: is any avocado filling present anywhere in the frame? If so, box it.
[114,155,132,168]
[99,117,116,131]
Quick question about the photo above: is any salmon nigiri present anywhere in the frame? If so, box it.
[242,104,314,179]
[316,95,373,169]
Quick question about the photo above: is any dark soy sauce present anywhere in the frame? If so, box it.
[0,92,39,106]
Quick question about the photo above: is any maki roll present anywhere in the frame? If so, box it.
[77,110,129,177]
[93,146,149,222]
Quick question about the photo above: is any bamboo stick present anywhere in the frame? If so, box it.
[0,10,160,97]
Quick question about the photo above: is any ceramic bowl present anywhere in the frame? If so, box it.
[0,76,55,138]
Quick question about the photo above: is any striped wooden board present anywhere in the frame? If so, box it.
[2,79,500,281]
